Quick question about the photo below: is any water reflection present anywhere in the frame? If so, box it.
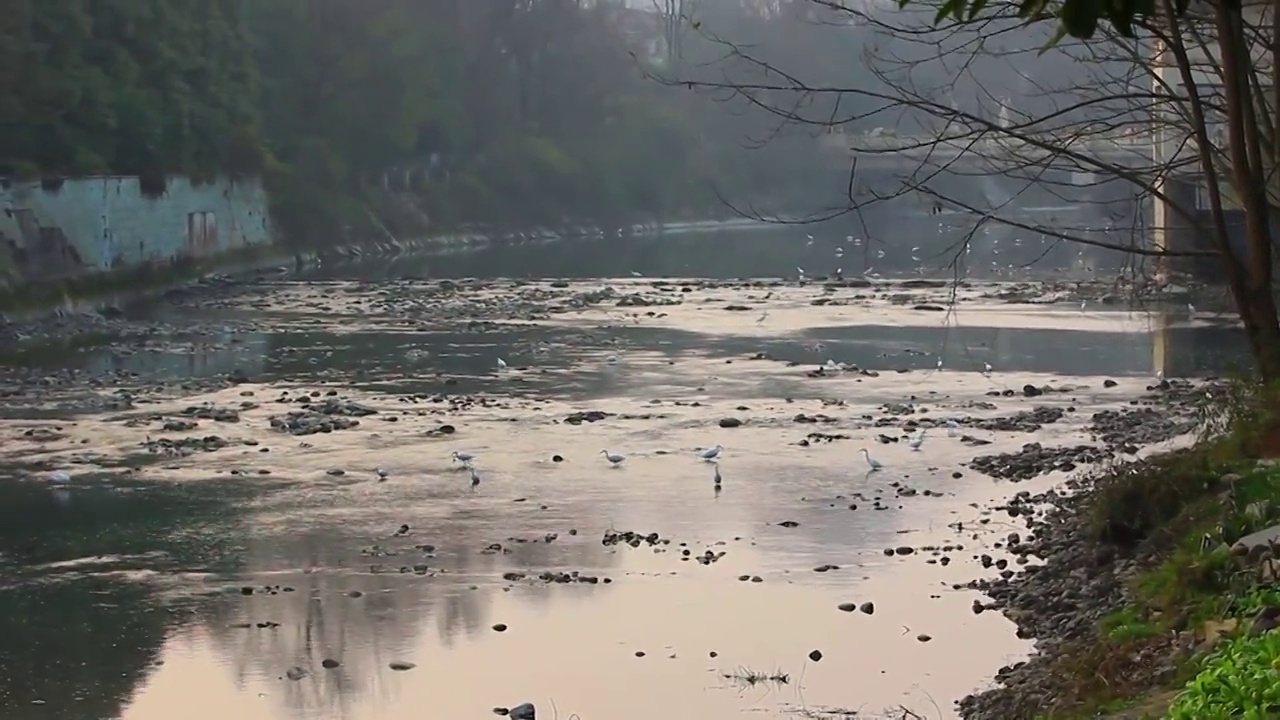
[3,306,1248,401]
[299,223,1127,282]
[0,478,252,717]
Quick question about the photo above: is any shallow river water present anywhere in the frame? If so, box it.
[0,231,1247,720]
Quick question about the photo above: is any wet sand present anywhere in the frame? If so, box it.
[0,272,1224,720]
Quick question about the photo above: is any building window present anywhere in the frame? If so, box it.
[1196,181,1243,211]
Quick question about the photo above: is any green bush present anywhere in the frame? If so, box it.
[1167,630,1280,719]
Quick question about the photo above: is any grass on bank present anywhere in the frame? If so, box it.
[1031,379,1280,719]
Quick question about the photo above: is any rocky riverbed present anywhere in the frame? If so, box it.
[0,248,1234,720]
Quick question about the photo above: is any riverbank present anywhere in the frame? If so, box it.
[958,380,1280,719]
[0,217,781,345]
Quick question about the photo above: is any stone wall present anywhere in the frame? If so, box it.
[0,176,272,285]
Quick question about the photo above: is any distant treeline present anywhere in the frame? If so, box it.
[0,0,842,244]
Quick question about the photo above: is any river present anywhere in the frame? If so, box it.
[0,227,1246,720]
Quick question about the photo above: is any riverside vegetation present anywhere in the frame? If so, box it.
[0,0,856,249]
[959,379,1280,720]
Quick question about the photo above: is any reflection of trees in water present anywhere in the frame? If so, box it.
[0,579,186,720]
[201,520,619,718]
[0,478,248,719]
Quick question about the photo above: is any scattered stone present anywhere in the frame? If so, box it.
[389,661,416,671]
[970,442,1109,481]
[565,410,611,425]
[509,703,537,720]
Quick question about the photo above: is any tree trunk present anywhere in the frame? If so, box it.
[1215,3,1280,386]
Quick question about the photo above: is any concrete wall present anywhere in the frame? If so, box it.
[0,176,271,284]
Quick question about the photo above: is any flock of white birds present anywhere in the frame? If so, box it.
[439,444,728,489]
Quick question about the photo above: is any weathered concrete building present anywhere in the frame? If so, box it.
[0,176,271,285]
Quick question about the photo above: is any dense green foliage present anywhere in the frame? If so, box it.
[0,0,842,244]
[927,0,1183,46]
[1168,626,1280,719]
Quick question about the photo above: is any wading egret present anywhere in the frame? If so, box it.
[451,451,476,466]
[601,450,626,466]
[859,448,883,472]
[700,445,724,461]
[908,430,927,451]
[470,467,481,489]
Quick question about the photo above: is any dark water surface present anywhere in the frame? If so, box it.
[0,229,1250,720]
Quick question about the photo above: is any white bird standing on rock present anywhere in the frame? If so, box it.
[700,445,724,461]
[859,448,883,472]
[601,450,626,467]
[451,451,476,467]
[908,430,927,451]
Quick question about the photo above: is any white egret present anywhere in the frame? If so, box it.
[908,430,927,451]
[859,448,883,472]
[700,445,724,461]
[601,450,626,467]
[497,358,508,371]
[470,467,481,489]
[451,451,476,466]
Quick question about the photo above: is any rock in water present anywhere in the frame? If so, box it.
[509,703,536,720]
